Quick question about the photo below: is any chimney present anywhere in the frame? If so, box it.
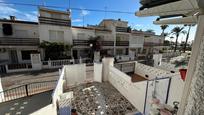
[10,16,16,21]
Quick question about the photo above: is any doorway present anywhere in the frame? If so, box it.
[9,50,18,63]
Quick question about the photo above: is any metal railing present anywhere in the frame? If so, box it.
[39,16,71,26]
[116,41,129,46]
[7,63,32,70]
[0,80,57,103]
[0,37,39,46]
[144,42,164,46]
[73,40,89,46]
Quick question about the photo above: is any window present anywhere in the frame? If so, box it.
[49,30,64,42]
[21,50,38,60]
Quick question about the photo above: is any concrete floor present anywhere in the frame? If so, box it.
[65,82,138,115]
[1,69,59,90]
[0,91,52,115]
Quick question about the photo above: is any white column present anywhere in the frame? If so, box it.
[31,53,42,70]
[178,15,204,114]
[94,63,102,82]
[102,57,114,81]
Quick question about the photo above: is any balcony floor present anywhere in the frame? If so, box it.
[64,82,138,115]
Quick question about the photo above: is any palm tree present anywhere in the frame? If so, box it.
[171,27,187,52]
[183,25,194,52]
[160,25,169,37]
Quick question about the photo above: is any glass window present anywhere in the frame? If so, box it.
[49,30,64,42]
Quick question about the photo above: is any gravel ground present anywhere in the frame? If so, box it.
[65,82,137,115]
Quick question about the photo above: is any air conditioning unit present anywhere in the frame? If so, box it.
[2,23,13,36]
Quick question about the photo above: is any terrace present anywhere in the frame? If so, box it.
[0,57,185,115]
[50,58,184,115]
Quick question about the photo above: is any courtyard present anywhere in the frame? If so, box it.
[64,82,138,115]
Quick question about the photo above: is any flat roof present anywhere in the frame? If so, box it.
[72,26,112,32]
[39,7,70,15]
[0,19,38,25]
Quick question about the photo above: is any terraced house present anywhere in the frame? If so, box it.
[0,7,164,67]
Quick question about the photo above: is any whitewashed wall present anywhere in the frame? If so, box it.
[157,62,178,72]
[134,62,170,80]
[64,64,86,87]
[109,66,147,112]
[30,104,56,115]
[167,74,185,107]
[0,77,4,103]
[94,63,102,82]
[52,68,64,107]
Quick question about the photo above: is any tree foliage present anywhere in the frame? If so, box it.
[171,26,187,52]
[40,41,72,60]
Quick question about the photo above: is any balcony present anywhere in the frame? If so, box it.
[144,42,164,46]
[73,40,89,46]
[0,37,40,46]
[73,40,129,47]
[116,27,131,33]
[116,41,129,46]
[39,16,71,27]
[73,40,115,46]
[101,41,114,46]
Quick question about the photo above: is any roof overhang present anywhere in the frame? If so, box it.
[136,0,199,17]
[153,16,198,25]
[135,0,200,25]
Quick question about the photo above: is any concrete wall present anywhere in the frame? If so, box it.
[109,66,147,112]
[64,64,86,86]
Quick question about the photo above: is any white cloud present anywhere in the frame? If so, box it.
[134,24,142,27]
[72,19,82,22]
[80,9,90,16]
[0,0,38,22]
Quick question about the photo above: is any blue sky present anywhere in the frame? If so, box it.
[0,0,196,42]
